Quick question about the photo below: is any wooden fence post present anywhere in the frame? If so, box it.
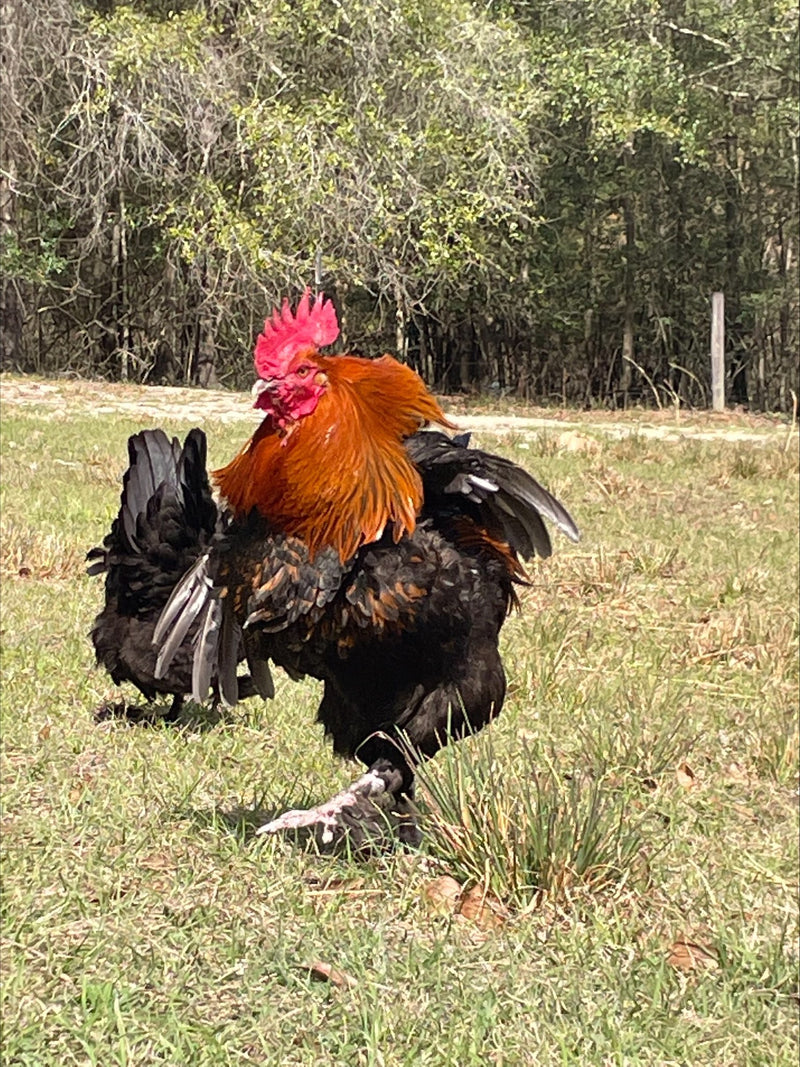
[711,292,725,411]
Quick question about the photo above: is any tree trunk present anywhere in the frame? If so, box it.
[0,0,23,369]
[619,143,636,407]
[458,320,472,392]
[190,257,220,387]
[724,132,748,406]
[194,320,219,387]
[110,190,129,380]
[0,169,23,367]
[394,282,406,360]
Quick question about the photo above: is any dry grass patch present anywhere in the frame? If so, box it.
[0,520,86,580]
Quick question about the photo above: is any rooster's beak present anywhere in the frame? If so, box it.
[251,378,277,404]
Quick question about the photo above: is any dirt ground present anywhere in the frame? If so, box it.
[1,373,793,446]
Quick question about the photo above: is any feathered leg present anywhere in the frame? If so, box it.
[258,634,506,853]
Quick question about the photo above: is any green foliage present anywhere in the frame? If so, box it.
[86,4,214,77]
[0,233,68,285]
[1,0,797,403]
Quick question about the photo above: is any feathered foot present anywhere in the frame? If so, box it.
[256,759,420,854]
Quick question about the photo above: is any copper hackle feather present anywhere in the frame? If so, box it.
[215,354,455,561]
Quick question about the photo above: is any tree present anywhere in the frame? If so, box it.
[1,0,796,408]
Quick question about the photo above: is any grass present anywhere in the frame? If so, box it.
[1,383,798,1065]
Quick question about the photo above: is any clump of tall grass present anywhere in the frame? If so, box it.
[414,728,665,912]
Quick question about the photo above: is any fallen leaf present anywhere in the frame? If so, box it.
[422,875,463,915]
[724,761,750,784]
[37,723,52,742]
[303,873,367,895]
[667,937,719,972]
[301,960,358,990]
[676,762,697,789]
[457,884,510,930]
[139,851,176,872]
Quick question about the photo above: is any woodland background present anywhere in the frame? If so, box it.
[1,0,797,409]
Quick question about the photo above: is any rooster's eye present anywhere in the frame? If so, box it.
[296,366,311,378]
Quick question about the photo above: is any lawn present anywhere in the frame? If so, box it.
[1,379,798,1066]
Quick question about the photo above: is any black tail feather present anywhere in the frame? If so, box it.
[88,428,239,707]
[153,550,213,679]
[218,604,242,705]
[120,430,182,555]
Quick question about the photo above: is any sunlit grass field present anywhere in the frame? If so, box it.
[1,384,798,1065]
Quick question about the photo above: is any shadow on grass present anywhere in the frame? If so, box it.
[183,780,318,844]
[93,697,241,733]
[187,803,287,841]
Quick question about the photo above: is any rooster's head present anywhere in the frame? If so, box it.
[252,289,340,427]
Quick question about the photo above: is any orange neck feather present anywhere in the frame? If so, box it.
[214,354,455,561]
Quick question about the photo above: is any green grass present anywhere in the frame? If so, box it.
[1,391,798,1066]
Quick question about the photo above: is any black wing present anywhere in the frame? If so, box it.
[405,430,580,559]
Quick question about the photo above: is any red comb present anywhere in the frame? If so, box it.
[254,288,339,377]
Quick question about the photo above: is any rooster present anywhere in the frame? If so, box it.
[155,290,579,848]
[87,427,260,720]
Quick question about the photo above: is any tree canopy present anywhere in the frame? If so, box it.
[1,0,797,408]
